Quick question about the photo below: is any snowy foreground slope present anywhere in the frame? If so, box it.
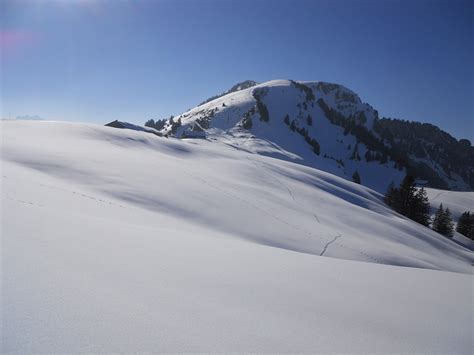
[1,121,472,353]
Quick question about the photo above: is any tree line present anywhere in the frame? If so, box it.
[384,175,473,239]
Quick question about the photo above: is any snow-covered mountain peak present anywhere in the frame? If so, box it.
[154,79,473,193]
[166,79,377,134]
[158,80,389,190]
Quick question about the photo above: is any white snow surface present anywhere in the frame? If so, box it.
[1,121,472,353]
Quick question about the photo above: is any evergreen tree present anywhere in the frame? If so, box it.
[310,138,320,155]
[432,204,454,237]
[456,211,474,240]
[242,116,252,129]
[290,120,296,131]
[411,187,431,226]
[384,175,430,226]
[145,119,155,128]
[432,204,445,235]
[384,182,397,207]
[352,171,361,184]
[154,119,166,130]
[444,207,454,237]
[297,127,307,136]
[397,175,417,216]
[256,100,269,122]
[307,114,313,126]
[144,118,167,130]
[350,143,361,161]
[283,114,290,125]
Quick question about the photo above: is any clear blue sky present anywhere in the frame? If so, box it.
[1,0,473,140]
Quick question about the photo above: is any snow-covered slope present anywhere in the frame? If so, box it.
[1,121,472,353]
[159,79,473,192]
[425,187,474,249]
[426,188,474,221]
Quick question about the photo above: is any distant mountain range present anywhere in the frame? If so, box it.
[145,80,473,192]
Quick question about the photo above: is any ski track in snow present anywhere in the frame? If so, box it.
[320,234,342,256]
[1,192,44,208]
[1,174,126,210]
[181,167,326,242]
[181,166,383,264]
[3,157,381,264]
[39,183,126,208]
[239,159,380,263]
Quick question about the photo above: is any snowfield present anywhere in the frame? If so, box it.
[1,121,472,353]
